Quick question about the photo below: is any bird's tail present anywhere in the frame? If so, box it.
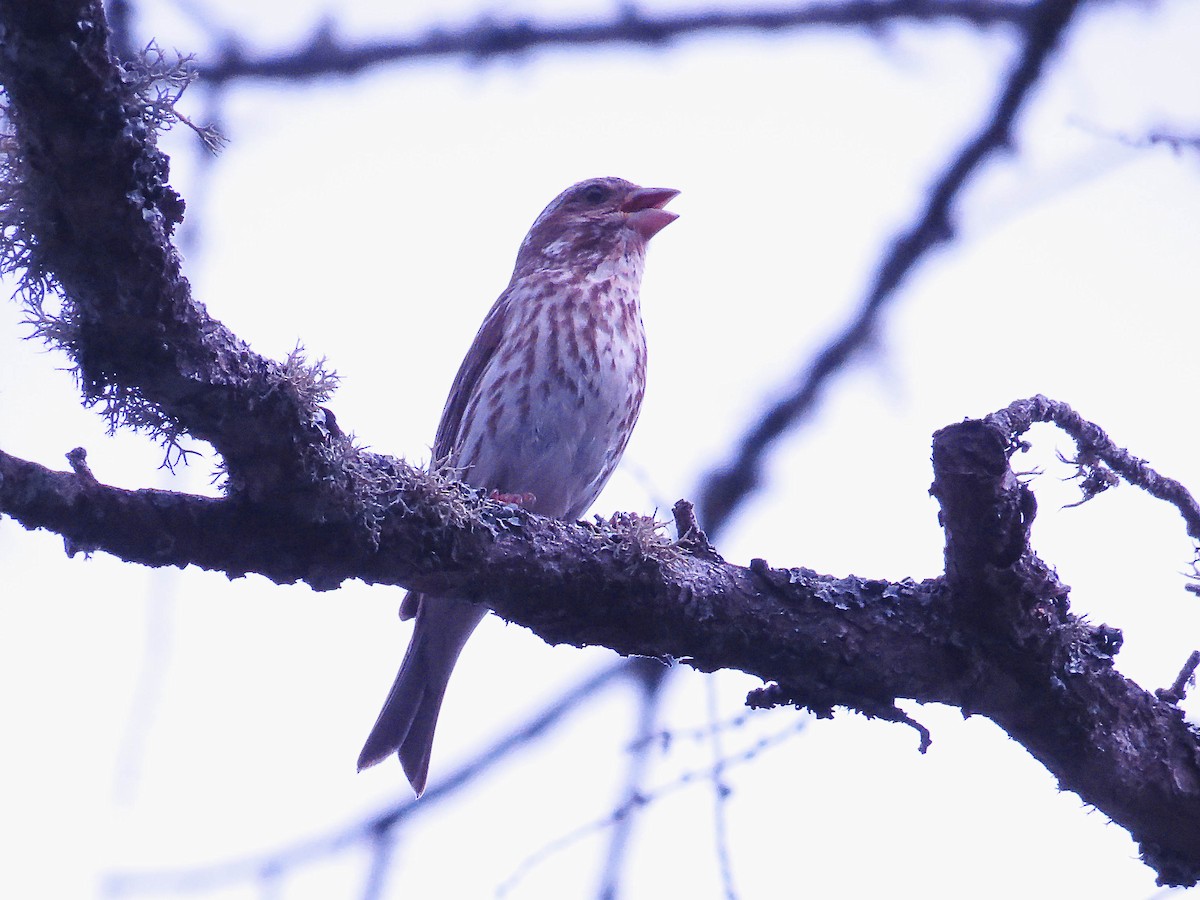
[356,594,486,796]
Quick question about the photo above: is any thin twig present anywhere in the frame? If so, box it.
[497,718,810,898]
[706,678,739,900]
[985,395,1200,543]
[594,659,669,900]
[1074,119,1200,157]
[626,711,756,753]
[1155,651,1200,705]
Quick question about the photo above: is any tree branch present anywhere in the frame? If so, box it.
[0,0,349,507]
[196,1,1032,86]
[5,397,1200,882]
[930,406,1200,887]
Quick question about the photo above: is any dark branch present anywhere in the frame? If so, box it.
[197,1,1032,85]
[1086,124,1200,156]
[595,658,670,900]
[696,0,1083,533]
[6,394,1200,883]
[1157,651,1200,706]
[985,394,1200,542]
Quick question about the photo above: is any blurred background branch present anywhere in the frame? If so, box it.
[192,1,1033,85]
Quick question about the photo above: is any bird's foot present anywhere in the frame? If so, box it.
[489,490,537,507]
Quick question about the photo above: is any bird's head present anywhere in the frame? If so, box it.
[514,177,679,276]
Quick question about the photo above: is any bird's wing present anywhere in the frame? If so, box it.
[432,290,511,461]
[400,289,512,623]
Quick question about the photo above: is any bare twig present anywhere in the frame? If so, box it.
[1142,130,1200,155]
[359,826,397,900]
[197,1,1032,85]
[986,395,1200,543]
[594,658,670,900]
[706,679,739,900]
[1155,651,1200,705]
[498,718,811,898]
[1074,119,1200,157]
[627,711,758,752]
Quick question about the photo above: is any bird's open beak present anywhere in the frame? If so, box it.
[622,186,680,240]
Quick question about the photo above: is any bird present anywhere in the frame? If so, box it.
[356,177,678,795]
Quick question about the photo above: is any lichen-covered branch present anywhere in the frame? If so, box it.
[985,394,1200,542]
[0,0,348,508]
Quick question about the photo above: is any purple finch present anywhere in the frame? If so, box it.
[357,177,678,795]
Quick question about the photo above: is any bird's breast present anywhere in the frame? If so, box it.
[456,274,647,519]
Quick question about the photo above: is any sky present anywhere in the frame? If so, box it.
[2,0,1199,897]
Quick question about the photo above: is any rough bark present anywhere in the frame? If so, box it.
[0,0,348,508]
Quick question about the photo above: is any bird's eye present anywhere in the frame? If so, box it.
[581,184,608,205]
